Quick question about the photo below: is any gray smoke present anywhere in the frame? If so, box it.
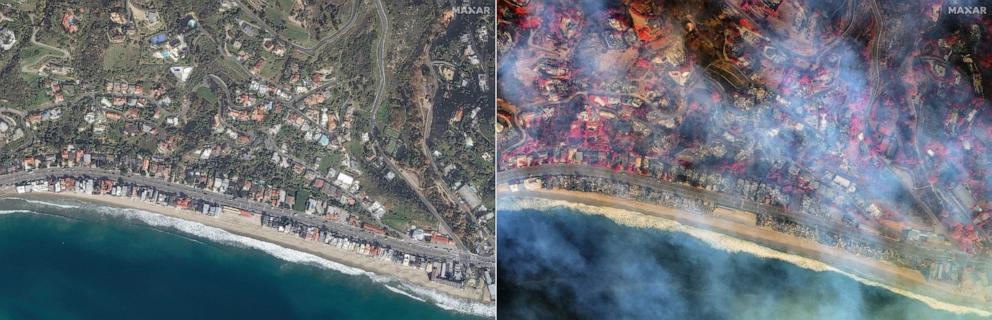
[497,0,992,317]
[497,210,988,320]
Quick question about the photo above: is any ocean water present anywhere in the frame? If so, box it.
[498,208,991,320]
[0,198,484,320]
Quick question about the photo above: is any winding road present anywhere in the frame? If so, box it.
[20,27,71,74]
[230,0,360,55]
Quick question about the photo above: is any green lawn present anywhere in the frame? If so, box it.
[274,0,295,11]
[103,44,141,71]
[382,201,434,232]
[264,6,283,24]
[347,137,364,159]
[18,71,40,84]
[317,152,342,174]
[381,215,410,232]
[16,0,41,12]
[264,5,314,46]
[292,190,311,211]
[376,102,391,130]
[283,24,309,43]
[195,86,218,104]
[10,88,50,109]
[259,58,285,82]
[220,58,249,83]
[9,72,51,108]
[18,45,59,71]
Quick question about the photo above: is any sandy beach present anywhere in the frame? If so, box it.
[0,187,493,313]
[500,188,992,317]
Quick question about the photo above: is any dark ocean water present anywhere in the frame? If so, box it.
[497,208,991,320]
[0,198,480,320]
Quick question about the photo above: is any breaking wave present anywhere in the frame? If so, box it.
[370,271,494,316]
[0,209,34,215]
[385,284,428,302]
[95,205,496,317]
[7,197,82,209]
[94,206,369,276]
[398,282,496,317]
[1,197,493,317]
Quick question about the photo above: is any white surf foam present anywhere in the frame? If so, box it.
[89,205,495,317]
[398,282,497,317]
[94,206,368,277]
[0,209,32,215]
[1,197,84,209]
[365,271,494,316]
[384,284,428,302]
[6,197,496,317]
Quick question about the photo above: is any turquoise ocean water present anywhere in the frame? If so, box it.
[0,197,484,320]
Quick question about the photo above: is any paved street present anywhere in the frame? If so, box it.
[0,167,491,267]
[498,164,986,265]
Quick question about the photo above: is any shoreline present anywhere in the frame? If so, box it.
[500,190,992,317]
[0,188,494,317]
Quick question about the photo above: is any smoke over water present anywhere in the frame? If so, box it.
[498,206,990,320]
[498,0,992,316]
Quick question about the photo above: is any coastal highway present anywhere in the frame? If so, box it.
[0,168,492,267]
[497,164,988,265]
